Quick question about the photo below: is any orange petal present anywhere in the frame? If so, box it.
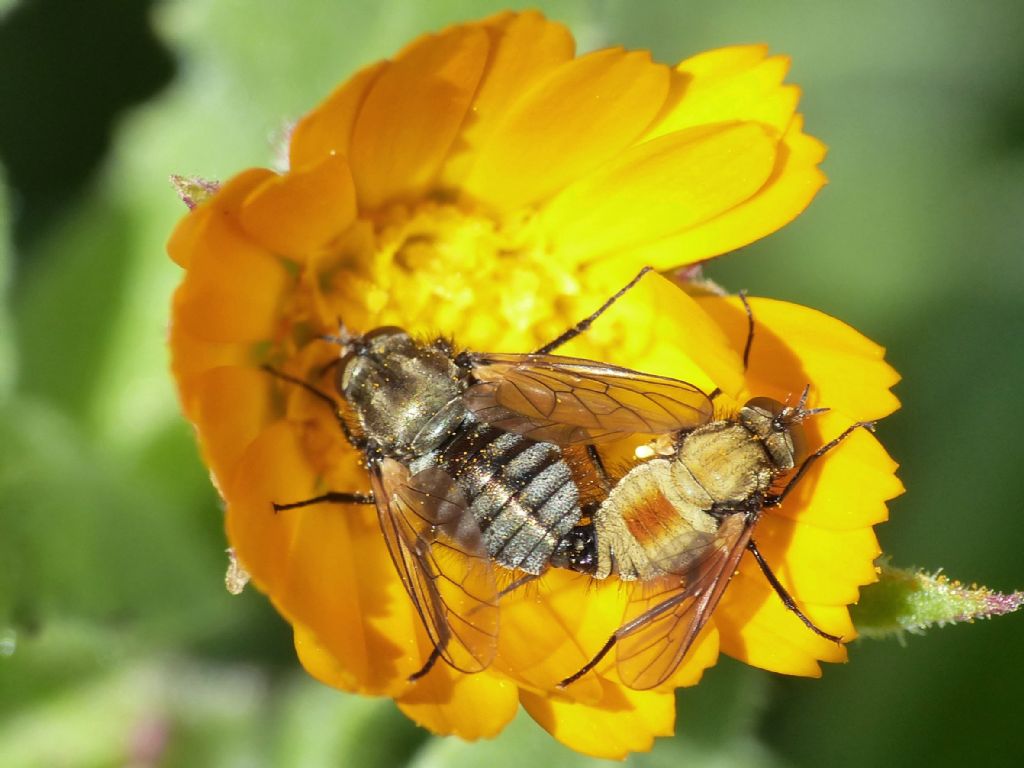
[169,291,254,420]
[461,48,670,213]
[350,24,489,210]
[167,205,206,270]
[174,208,291,343]
[167,168,274,268]
[239,153,357,262]
[716,570,852,675]
[521,679,675,759]
[226,422,411,695]
[289,61,386,169]
[293,622,365,693]
[397,664,519,740]
[542,122,778,267]
[697,295,901,421]
[439,11,574,188]
[752,514,881,605]
[646,45,799,140]
[774,410,902,531]
[191,365,276,490]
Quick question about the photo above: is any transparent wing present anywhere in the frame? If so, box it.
[464,352,713,445]
[614,514,753,690]
[370,458,499,676]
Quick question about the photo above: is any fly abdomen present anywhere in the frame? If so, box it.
[422,422,582,575]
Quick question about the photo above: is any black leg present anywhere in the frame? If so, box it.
[767,421,875,506]
[585,445,613,493]
[558,634,618,688]
[495,572,539,602]
[408,645,444,683]
[273,491,375,513]
[534,266,654,354]
[738,290,755,373]
[746,539,841,643]
[261,364,366,449]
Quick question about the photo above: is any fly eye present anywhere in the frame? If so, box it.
[745,396,785,415]
[789,422,809,466]
[363,326,407,342]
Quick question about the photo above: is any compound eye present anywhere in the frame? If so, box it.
[745,396,785,419]
[788,421,809,467]
[362,326,407,343]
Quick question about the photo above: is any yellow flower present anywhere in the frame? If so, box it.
[167,11,901,758]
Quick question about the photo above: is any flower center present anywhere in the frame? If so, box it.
[315,202,587,352]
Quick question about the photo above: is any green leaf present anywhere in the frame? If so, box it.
[0,166,15,400]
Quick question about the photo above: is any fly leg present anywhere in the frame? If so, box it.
[745,538,841,643]
[708,291,755,402]
[585,445,613,494]
[765,420,876,507]
[262,365,372,512]
[754,419,877,643]
[533,266,654,354]
[737,290,756,372]
[273,492,375,512]
[261,364,366,450]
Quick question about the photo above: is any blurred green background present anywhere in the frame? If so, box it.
[2,0,1022,765]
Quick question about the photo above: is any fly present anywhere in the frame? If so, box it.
[267,267,713,681]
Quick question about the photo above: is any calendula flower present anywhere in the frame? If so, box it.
[167,11,901,758]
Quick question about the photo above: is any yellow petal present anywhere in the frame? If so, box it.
[439,11,574,188]
[494,570,616,706]
[397,664,519,740]
[559,271,746,400]
[646,45,799,140]
[350,24,489,210]
[542,122,777,266]
[226,422,410,695]
[289,61,386,169]
[605,116,825,269]
[461,48,670,213]
[773,410,902,531]
[697,295,901,421]
[716,570,852,675]
[239,153,357,262]
[521,679,675,759]
[752,514,881,605]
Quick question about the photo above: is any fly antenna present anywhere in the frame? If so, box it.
[790,385,828,421]
[321,317,356,351]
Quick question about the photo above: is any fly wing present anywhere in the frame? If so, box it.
[613,514,753,690]
[464,353,713,445]
[370,458,499,676]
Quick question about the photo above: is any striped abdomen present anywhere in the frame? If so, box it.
[414,421,581,574]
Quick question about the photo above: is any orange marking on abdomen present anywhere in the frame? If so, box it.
[623,488,687,549]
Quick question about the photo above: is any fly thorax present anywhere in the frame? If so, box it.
[337,328,468,458]
[676,421,773,504]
